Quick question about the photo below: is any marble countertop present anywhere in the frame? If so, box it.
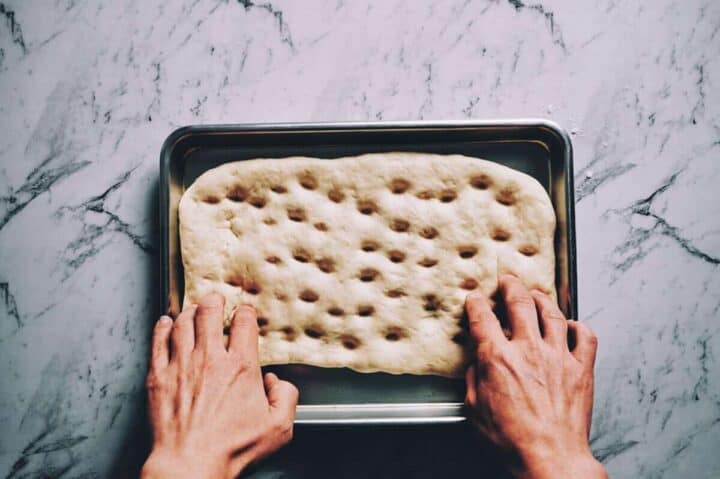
[1,1,718,477]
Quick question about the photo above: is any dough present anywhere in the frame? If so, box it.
[179,153,556,377]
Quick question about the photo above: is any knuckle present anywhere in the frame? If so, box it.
[507,293,535,310]
[233,310,259,330]
[465,293,487,311]
[234,358,254,374]
[231,311,256,330]
[554,322,569,337]
[476,342,504,362]
[236,304,257,317]
[145,371,165,390]
[283,415,295,434]
[279,416,294,441]
[578,322,598,343]
[467,316,483,331]
[202,291,225,306]
[545,312,567,323]
[531,288,550,299]
[522,338,544,357]
[271,413,294,441]
[203,354,224,373]
[572,368,594,389]
[198,302,223,318]
[154,319,172,334]
[173,315,192,331]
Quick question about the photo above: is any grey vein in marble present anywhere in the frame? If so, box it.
[506,0,566,52]
[0,2,26,54]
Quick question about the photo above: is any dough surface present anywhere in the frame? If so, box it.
[179,153,556,377]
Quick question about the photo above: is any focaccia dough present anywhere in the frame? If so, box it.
[179,153,556,377]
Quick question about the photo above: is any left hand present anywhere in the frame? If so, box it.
[141,293,298,479]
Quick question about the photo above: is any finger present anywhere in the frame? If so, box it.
[464,364,477,407]
[194,292,226,352]
[150,316,173,371]
[265,373,299,420]
[530,290,568,349]
[499,274,540,340]
[465,292,506,346]
[228,304,259,362]
[264,371,280,393]
[568,321,598,367]
[170,305,196,364]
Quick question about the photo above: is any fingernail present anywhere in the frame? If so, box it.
[159,316,172,325]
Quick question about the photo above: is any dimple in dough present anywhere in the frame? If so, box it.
[179,153,556,377]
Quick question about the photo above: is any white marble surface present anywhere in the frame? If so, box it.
[1,0,719,477]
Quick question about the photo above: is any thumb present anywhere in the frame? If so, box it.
[264,372,299,420]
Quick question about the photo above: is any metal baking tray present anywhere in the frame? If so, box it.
[159,120,577,425]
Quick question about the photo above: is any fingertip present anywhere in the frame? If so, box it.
[151,317,172,369]
[228,304,260,358]
[465,290,484,303]
[464,364,477,406]
[465,363,476,385]
[179,304,198,319]
[171,305,196,360]
[497,273,539,339]
[580,322,599,348]
[233,304,258,327]
[465,293,494,324]
[465,291,489,311]
[283,380,300,404]
[234,303,257,316]
[263,371,279,393]
[530,288,555,303]
[199,291,225,309]
[568,321,599,365]
[267,377,300,409]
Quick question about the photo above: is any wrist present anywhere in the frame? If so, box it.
[141,447,231,479]
[514,442,607,479]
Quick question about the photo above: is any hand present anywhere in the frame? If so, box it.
[141,293,299,479]
[464,275,607,479]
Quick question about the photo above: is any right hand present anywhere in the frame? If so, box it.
[464,275,607,479]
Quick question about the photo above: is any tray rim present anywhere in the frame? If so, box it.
[159,119,577,425]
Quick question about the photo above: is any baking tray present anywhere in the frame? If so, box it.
[159,120,577,425]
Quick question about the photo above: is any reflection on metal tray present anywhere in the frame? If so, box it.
[159,120,577,426]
